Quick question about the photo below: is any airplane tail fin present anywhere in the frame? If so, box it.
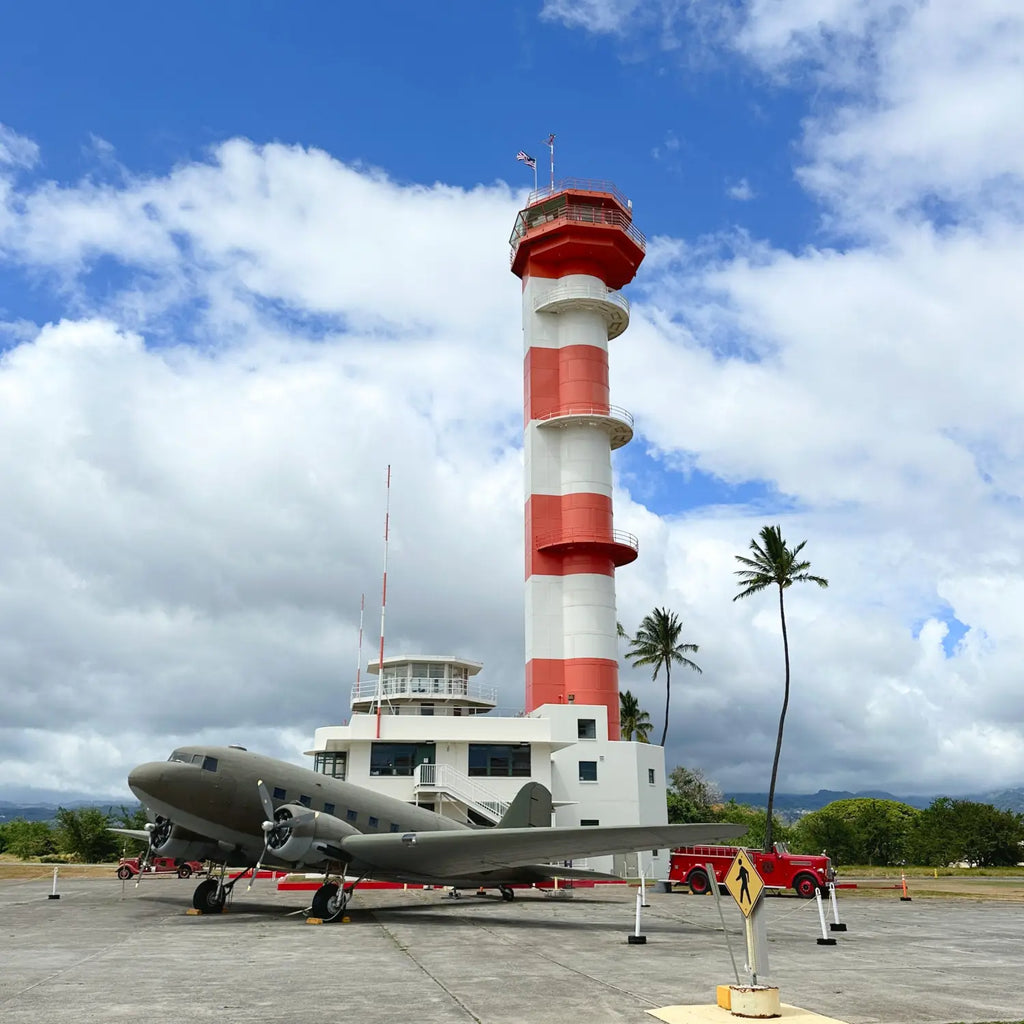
[497,782,552,829]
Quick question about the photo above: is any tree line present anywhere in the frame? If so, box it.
[666,766,1024,867]
[0,806,147,863]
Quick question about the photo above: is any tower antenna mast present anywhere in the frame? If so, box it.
[544,133,556,190]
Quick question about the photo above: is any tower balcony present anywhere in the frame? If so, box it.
[534,403,634,450]
[533,281,630,339]
[533,527,639,568]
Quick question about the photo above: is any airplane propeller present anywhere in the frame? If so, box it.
[247,780,316,891]
[135,818,164,888]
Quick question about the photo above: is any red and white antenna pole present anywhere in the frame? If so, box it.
[375,465,391,738]
[355,592,365,690]
[545,133,556,190]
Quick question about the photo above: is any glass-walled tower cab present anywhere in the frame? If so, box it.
[350,655,496,717]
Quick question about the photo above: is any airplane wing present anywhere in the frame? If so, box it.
[337,822,744,879]
[108,828,152,842]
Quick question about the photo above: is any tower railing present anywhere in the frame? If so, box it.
[351,677,498,704]
[534,404,633,429]
[526,178,631,209]
[533,527,639,553]
[532,280,630,317]
[509,203,646,262]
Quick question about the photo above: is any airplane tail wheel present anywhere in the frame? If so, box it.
[192,878,226,914]
[311,882,348,922]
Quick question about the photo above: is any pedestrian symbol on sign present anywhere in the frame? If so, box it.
[724,850,764,917]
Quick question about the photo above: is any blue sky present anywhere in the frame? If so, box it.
[2,1,1024,801]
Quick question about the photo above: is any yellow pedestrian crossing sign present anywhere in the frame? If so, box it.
[724,849,764,917]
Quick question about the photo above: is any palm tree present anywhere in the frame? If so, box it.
[619,690,653,743]
[734,524,828,852]
[625,608,702,747]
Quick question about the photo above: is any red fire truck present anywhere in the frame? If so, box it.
[668,844,835,898]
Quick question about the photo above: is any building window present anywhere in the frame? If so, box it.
[314,752,347,779]
[468,743,531,777]
[370,742,435,777]
[579,760,598,782]
[648,768,656,785]
[420,703,435,716]
[577,718,596,739]
[581,819,599,826]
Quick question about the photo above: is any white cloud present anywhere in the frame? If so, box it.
[726,178,755,201]
[0,124,39,170]
[4,0,1024,803]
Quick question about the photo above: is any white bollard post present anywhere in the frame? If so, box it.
[828,882,847,931]
[48,866,61,900]
[640,862,649,907]
[627,887,647,944]
[814,887,836,945]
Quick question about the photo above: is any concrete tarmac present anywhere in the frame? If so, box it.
[2,877,1022,1024]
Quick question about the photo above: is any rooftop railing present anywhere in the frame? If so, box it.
[534,404,634,429]
[351,677,498,704]
[526,178,632,210]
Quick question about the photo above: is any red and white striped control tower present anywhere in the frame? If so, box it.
[510,179,646,741]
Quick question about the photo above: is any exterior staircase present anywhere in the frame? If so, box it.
[413,763,509,826]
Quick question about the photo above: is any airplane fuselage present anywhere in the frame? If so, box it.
[129,744,467,869]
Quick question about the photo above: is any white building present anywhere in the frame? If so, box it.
[305,654,669,876]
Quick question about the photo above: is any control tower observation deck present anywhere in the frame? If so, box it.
[509,179,646,741]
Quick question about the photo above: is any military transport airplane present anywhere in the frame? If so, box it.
[116,744,744,921]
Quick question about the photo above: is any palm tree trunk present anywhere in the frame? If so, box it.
[765,584,791,852]
[660,663,671,747]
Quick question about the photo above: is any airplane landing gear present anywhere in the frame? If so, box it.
[192,878,227,914]
[500,885,515,902]
[310,876,360,922]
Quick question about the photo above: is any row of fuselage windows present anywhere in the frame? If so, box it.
[267,786,404,832]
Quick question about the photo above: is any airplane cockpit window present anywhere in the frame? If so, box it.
[168,750,190,764]
[201,756,218,772]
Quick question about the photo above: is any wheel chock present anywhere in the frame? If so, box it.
[306,917,324,925]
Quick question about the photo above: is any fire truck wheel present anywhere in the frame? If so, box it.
[177,864,192,879]
[688,869,711,895]
[117,865,133,880]
[793,873,819,898]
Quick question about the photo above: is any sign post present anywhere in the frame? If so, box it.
[724,850,770,984]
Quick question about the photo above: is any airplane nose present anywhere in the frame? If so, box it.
[128,761,167,802]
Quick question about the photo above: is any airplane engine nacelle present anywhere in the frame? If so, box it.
[150,820,223,863]
[269,805,360,866]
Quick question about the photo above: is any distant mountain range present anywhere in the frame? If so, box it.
[724,788,1024,817]
[3,787,1023,825]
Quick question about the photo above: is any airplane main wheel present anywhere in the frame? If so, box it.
[500,886,515,902]
[117,866,132,880]
[192,879,226,914]
[311,882,348,922]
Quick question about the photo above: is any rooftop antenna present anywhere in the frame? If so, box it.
[543,133,556,190]
[375,465,391,739]
[355,591,365,697]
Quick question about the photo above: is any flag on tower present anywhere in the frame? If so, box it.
[516,151,536,169]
